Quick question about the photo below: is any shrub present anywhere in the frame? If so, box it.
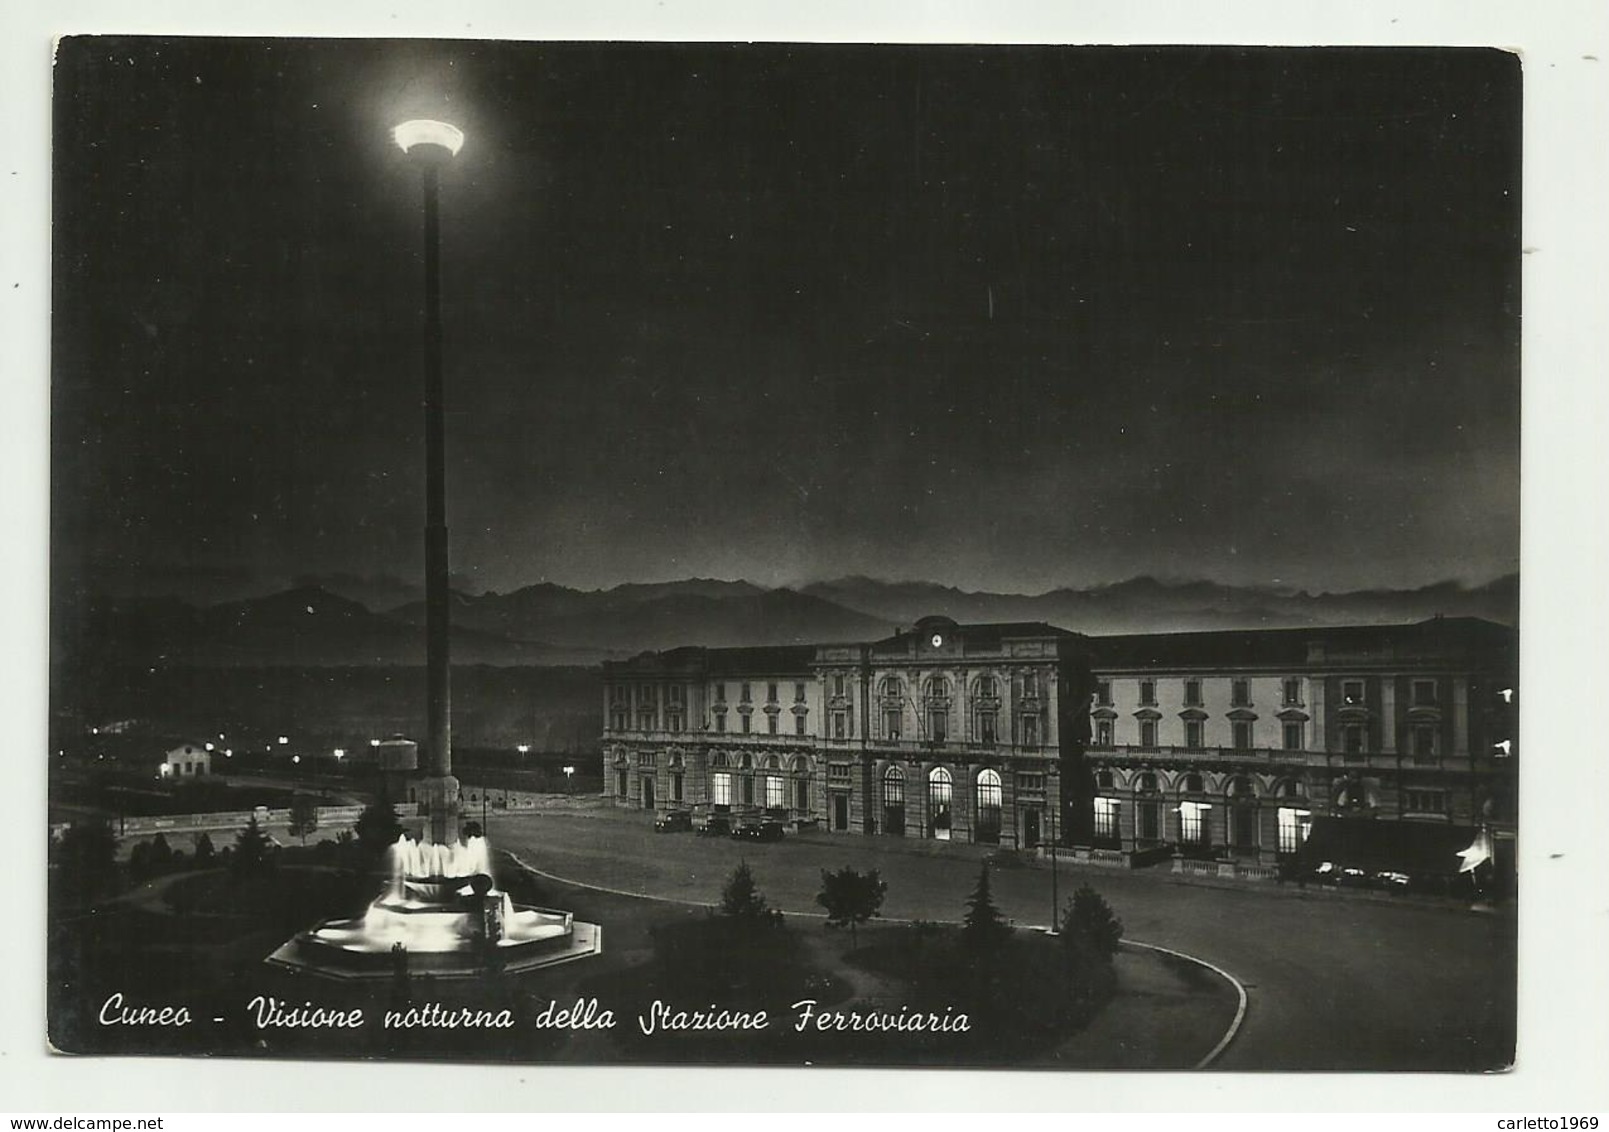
[231,815,276,879]
[193,832,216,867]
[719,860,771,921]
[816,867,887,949]
[960,864,1012,957]
[1061,884,1124,961]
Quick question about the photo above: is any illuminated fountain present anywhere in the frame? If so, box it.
[267,822,601,980]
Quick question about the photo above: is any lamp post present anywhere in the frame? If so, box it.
[393,118,465,847]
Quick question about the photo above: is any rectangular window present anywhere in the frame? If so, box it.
[767,714,779,735]
[1343,680,1365,706]
[1277,807,1312,854]
[1139,719,1158,748]
[1179,801,1209,844]
[615,770,627,798]
[1184,679,1202,707]
[713,682,726,703]
[1185,720,1204,749]
[1018,773,1045,793]
[795,682,807,703]
[715,713,726,733]
[610,712,628,732]
[1282,678,1302,706]
[638,709,655,731]
[1094,719,1113,747]
[1413,679,1438,707]
[1139,680,1157,706]
[742,775,755,805]
[711,772,732,807]
[1233,720,1253,751]
[1021,673,1036,698]
[668,714,683,733]
[668,685,684,705]
[1023,716,1039,747]
[833,675,845,697]
[828,762,852,783]
[1344,723,1366,757]
[795,713,807,736]
[765,776,785,808]
[833,713,846,740]
[928,709,947,744]
[978,712,997,745]
[884,709,901,741]
[1404,789,1447,815]
[741,714,751,735]
[1231,679,1250,707]
[740,683,752,703]
[1412,723,1437,762]
[1283,721,1303,751]
[637,751,657,767]
[1093,797,1119,840]
[767,682,779,703]
[610,685,629,705]
[1096,680,1112,706]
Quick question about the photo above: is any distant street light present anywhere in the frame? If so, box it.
[516,744,531,755]
[563,765,575,795]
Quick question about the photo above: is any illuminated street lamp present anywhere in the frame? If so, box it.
[563,764,576,795]
[394,117,465,847]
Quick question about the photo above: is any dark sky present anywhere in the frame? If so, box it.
[52,39,1520,599]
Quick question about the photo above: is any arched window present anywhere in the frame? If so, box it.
[711,751,729,769]
[928,766,953,840]
[975,768,1003,844]
[882,766,907,836]
[924,676,950,700]
[1137,772,1159,793]
[879,677,903,699]
[976,674,997,698]
[924,679,951,744]
[1183,773,1204,794]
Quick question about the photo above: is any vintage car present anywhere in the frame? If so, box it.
[733,818,786,842]
[654,809,694,833]
[698,813,734,837]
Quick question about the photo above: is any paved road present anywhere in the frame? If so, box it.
[488,806,1516,1071]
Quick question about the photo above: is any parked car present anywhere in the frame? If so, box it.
[654,809,693,833]
[699,814,734,837]
[733,819,786,842]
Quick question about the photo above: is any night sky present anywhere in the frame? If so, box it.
[51,39,1521,600]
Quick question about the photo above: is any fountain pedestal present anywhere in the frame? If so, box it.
[415,774,461,846]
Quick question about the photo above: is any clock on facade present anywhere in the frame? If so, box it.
[931,633,944,648]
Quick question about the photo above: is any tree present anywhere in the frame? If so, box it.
[193,831,216,867]
[719,860,770,921]
[354,791,404,860]
[231,814,275,879]
[960,863,1012,956]
[53,818,118,906]
[288,794,320,845]
[147,833,175,874]
[816,866,887,949]
[1061,884,1124,962]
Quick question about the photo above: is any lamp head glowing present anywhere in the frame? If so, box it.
[393,119,465,158]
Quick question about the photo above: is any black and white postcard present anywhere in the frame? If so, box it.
[44,31,1538,1085]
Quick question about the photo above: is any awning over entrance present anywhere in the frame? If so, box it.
[1298,816,1480,877]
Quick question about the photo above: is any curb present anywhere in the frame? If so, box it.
[502,850,1248,1069]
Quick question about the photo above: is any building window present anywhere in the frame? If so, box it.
[1232,720,1253,751]
[1412,679,1438,707]
[977,675,997,698]
[833,674,845,697]
[828,762,852,784]
[741,714,751,735]
[884,709,902,741]
[1094,719,1113,747]
[672,773,684,802]
[1184,679,1202,707]
[610,684,629,705]
[1276,807,1312,854]
[1021,673,1036,699]
[637,709,655,731]
[741,775,755,806]
[715,713,726,733]
[711,772,732,807]
[668,685,684,705]
[1412,723,1438,762]
[1019,773,1045,793]
[1231,679,1250,707]
[880,676,902,699]
[1282,678,1302,706]
[1096,680,1112,706]
[667,714,683,733]
[765,775,785,808]
[1343,723,1367,757]
[1139,680,1157,706]
[1342,680,1365,706]
[610,711,627,732]
[883,767,905,803]
[976,769,1003,843]
[978,711,997,745]
[1185,719,1204,749]
[928,767,953,835]
[713,682,726,703]
[740,683,752,703]
[927,709,948,744]
[1139,719,1158,748]
[1404,789,1447,815]
[833,713,847,740]
[795,682,807,702]
[638,751,657,767]
[1022,715,1039,747]
[615,770,627,798]
[1283,721,1303,751]
[795,714,807,737]
[1179,801,1209,845]
[1093,797,1119,841]
[767,714,778,735]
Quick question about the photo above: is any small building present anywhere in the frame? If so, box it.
[160,743,211,779]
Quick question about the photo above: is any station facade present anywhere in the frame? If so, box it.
[601,615,1516,866]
